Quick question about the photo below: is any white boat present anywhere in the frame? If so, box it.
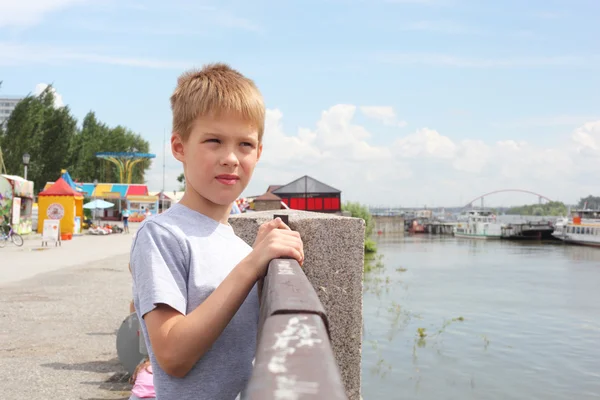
[453,209,503,240]
[552,209,600,247]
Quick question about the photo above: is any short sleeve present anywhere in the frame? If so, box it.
[130,221,189,318]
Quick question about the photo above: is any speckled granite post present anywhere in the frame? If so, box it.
[229,210,364,400]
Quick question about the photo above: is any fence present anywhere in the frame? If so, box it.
[242,258,348,400]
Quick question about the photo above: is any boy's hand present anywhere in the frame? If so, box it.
[247,217,304,280]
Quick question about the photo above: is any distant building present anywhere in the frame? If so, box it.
[0,96,24,125]
[270,175,342,214]
[253,191,284,211]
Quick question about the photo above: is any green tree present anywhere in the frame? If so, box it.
[342,201,377,254]
[506,201,567,216]
[38,103,77,189]
[2,86,77,192]
[2,85,152,190]
[70,112,151,184]
[2,94,46,189]
[577,195,600,209]
[177,173,185,190]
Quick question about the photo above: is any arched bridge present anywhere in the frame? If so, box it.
[464,189,554,209]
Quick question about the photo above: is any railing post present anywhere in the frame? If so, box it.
[230,210,365,400]
[243,259,347,399]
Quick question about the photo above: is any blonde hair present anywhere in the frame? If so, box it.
[170,63,265,142]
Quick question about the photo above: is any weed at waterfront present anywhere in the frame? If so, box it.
[364,252,384,273]
[368,340,393,378]
[414,316,465,348]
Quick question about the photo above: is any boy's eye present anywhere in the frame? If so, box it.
[205,139,220,143]
[241,142,254,147]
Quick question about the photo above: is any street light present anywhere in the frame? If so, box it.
[93,179,98,223]
[22,153,30,180]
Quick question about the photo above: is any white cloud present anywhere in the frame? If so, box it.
[394,128,456,159]
[452,140,490,173]
[0,42,191,69]
[34,83,64,108]
[499,115,600,128]
[572,121,600,157]
[145,108,600,207]
[360,106,407,127]
[376,52,600,68]
[400,20,479,34]
[0,0,89,28]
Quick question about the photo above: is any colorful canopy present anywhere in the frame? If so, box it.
[38,177,82,197]
[83,199,115,209]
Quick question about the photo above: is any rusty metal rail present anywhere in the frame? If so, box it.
[242,258,348,400]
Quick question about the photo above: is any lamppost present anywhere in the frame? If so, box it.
[22,153,30,180]
[93,179,98,222]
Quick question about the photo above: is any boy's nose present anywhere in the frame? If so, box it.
[221,150,239,166]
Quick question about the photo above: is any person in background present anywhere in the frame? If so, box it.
[122,206,131,234]
[129,357,155,400]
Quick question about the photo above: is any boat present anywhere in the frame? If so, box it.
[453,209,503,239]
[408,219,426,234]
[552,209,600,247]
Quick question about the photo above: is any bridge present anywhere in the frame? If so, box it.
[463,189,553,209]
[368,189,555,214]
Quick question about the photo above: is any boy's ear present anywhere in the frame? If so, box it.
[257,143,263,162]
[171,133,185,162]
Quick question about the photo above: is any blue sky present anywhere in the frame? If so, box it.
[1,0,600,207]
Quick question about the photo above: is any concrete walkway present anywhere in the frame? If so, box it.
[0,227,141,399]
[0,224,140,285]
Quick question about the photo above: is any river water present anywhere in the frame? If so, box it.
[361,235,600,400]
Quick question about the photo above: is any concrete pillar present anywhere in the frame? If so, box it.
[229,210,365,400]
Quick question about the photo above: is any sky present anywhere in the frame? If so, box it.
[1,0,599,208]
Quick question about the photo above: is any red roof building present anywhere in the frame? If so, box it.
[271,175,341,213]
[38,177,83,197]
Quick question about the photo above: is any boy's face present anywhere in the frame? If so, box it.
[172,114,262,208]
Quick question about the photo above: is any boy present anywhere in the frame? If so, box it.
[129,63,304,400]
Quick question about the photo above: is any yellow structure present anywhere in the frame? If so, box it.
[37,177,84,235]
[96,152,156,184]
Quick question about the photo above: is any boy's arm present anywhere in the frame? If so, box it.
[134,218,302,379]
[144,256,258,378]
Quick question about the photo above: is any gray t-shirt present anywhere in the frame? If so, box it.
[130,203,259,400]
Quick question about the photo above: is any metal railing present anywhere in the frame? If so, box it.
[242,257,348,400]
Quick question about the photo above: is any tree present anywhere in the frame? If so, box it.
[177,173,185,190]
[2,86,76,192]
[70,112,151,184]
[577,195,600,210]
[70,112,106,182]
[342,201,377,254]
[505,201,567,216]
[2,95,46,189]
[2,85,152,191]
[38,104,77,188]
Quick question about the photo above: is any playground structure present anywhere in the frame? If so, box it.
[37,173,84,237]
[42,179,159,221]
[95,152,156,184]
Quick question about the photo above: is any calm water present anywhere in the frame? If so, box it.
[361,235,600,400]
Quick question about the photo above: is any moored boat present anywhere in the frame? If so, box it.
[552,209,600,247]
[453,209,503,239]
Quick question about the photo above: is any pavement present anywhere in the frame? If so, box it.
[0,224,141,400]
[0,224,140,285]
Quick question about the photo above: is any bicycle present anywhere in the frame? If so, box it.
[0,225,24,248]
